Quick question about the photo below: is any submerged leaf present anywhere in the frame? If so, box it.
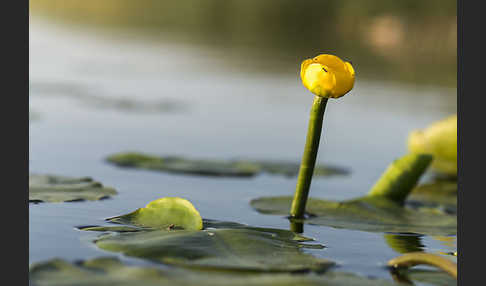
[29,174,117,203]
[107,197,203,230]
[81,219,332,273]
[251,196,456,236]
[106,152,349,178]
[30,257,406,286]
[408,115,457,176]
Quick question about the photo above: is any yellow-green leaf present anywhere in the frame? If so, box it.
[108,197,203,230]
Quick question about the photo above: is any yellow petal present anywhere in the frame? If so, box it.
[302,63,336,96]
[300,59,314,82]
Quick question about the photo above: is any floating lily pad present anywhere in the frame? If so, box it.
[408,115,457,176]
[252,154,455,236]
[79,218,332,273]
[106,152,349,178]
[402,269,456,286]
[30,257,408,286]
[250,196,456,236]
[79,225,143,232]
[390,268,456,286]
[30,81,184,114]
[107,197,203,230]
[29,174,117,203]
[407,180,457,214]
[78,198,333,272]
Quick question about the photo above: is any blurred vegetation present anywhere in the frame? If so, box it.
[30,0,456,87]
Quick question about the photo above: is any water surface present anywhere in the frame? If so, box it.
[29,18,456,283]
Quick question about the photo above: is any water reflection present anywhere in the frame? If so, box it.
[384,233,424,254]
[30,0,456,87]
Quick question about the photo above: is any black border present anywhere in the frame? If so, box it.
[458,0,480,284]
[457,0,462,283]
[6,0,29,285]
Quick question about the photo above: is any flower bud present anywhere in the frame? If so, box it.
[300,54,355,98]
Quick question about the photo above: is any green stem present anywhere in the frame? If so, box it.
[367,153,433,204]
[289,220,304,233]
[290,95,328,218]
[387,252,457,279]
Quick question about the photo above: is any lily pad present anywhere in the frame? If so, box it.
[30,81,185,114]
[106,152,349,178]
[107,197,203,230]
[408,114,457,176]
[250,196,456,236]
[81,218,332,272]
[30,257,406,286]
[407,180,457,214]
[398,269,457,286]
[29,174,117,203]
[252,153,455,235]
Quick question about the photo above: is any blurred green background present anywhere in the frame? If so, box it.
[30,0,456,87]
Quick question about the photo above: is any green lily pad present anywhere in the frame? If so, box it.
[407,180,457,214]
[389,268,456,286]
[78,225,144,232]
[252,153,455,236]
[250,196,456,236]
[408,115,457,176]
[30,257,407,286]
[79,219,332,273]
[29,174,117,203]
[403,269,456,286]
[30,81,185,114]
[107,197,203,230]
[106,152,349,178]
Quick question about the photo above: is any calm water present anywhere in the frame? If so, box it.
[29,18,456,284]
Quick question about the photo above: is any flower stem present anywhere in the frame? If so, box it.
[289,220,304,233]
[367,153,433,204]
[290,95,328,218]
[388,252,457,278]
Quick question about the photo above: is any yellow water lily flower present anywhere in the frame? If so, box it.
[300,54,355,98]
[408,114,457,175]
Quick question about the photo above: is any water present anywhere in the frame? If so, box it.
[29,18,456,283]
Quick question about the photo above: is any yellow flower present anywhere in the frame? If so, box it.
[408,114,457,175]
[300,54,355,98]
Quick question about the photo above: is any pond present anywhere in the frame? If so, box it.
[29,3,456,285]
